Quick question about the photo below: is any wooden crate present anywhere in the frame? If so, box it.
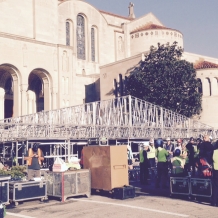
[83,146,129,190]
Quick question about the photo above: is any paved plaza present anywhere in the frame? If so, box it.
[5,184,216,218]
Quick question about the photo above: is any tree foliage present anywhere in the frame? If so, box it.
[126,42,202,117]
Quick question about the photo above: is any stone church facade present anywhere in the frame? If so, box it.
[0,0,218,127]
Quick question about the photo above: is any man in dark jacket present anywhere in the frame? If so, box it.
[199,135,214,165]
[139,143,150,185]
[186,137,196,176]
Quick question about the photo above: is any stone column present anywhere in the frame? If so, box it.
[0,88,5,120]
[51,87,58,110]
[43,81,51,111]
[27,90,36,114]
[13,78,20,117]
[122,23,131,58]
[20,84,28,116]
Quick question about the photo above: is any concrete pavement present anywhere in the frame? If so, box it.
[5,181,216,218]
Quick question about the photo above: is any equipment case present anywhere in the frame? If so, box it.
[190,178,212,198]
[9,180,47,206]
[170,177,190,196]
[0,176,10,204]
[128,169,140,182]
[113,186,135,200]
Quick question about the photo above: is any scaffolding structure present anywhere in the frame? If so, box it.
[0,95,216,142]
[0,95,217,166]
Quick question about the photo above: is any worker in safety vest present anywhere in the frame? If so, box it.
[139,143,150,185]
[155,138,169,188]
[171,149,185,176]
[147,138,156,168]
[24,143,44,180]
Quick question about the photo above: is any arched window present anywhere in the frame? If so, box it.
[66,21,70,46]
[77,15,85,60]
[91,27,95,62]
[197,78,203,94]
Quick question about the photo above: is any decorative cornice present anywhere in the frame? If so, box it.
[0,32,73,50]
[76,74,100,78]
[130,23,181,34]
[99,10,134,21]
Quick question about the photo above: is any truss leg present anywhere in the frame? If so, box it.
[15,141,18,166]
[67,140,70,161]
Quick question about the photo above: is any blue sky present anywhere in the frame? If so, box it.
[87,0,218,58]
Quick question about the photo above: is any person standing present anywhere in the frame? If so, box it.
[199,135,214,165]
[155,138,169,188]
[174,139,182,154]
[180,142,189,176]
[139,143,150,185]
[147,138,156,181]
[147,138,156,168]
[171,149,185,176]
[164,137,174,170]
[127,144,133,165]
[211,140,218,207]
[186,137,196,176]
[24,143,44,180]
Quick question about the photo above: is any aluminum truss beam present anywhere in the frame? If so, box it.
[0,96,216,142]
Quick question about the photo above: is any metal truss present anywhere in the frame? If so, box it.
[0,95,217,142]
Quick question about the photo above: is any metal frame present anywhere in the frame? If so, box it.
[0,95,216,165]
[45,170,91,202]
[0,95,216,142]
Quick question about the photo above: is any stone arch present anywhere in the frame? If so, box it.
[28,68,52,112]
[0,64,21,119]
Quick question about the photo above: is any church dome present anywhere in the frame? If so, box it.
[130,23,184,56]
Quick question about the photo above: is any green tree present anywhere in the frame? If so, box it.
[126,42,202,117]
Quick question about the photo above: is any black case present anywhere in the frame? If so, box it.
[113,186,135,200]
[9,181,47,205]
[0,176,10,204]
[190,178,212,197]
[170,177,190,195]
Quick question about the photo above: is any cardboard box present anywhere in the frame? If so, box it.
[53,164,66,172]
[83,146,129,190]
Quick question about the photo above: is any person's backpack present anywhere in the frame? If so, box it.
[199,158,212,177]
